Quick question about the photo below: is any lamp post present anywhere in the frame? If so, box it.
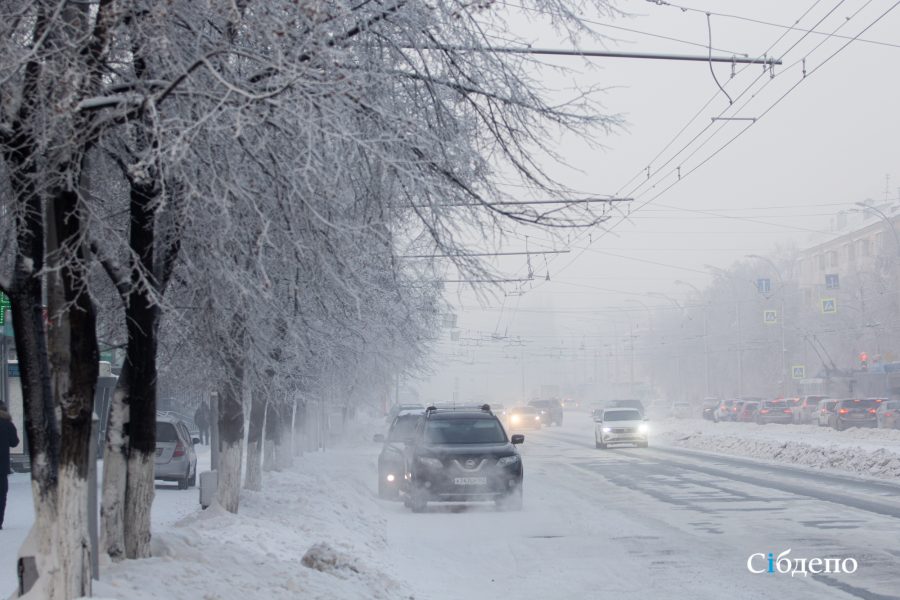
[646,292,688,402]
[746,254,788,397]
[675,280,710,399]
[854,202,900,257]
[705,265,745,399]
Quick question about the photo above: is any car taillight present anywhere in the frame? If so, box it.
[869,408,877,414]
[885,412,893,416]
[760,409,769,414]
[732,407,738,412]
[838,408,849,415]
[783,409,792,414]
[173,442,186,458]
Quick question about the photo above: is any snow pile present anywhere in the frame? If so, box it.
[657,420,900,479]
[88,452,410,600]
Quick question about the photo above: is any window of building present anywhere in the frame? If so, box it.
[846,243,855,262]
[828,250,838,267]
[817,254,825,270]
[858,238,870,257]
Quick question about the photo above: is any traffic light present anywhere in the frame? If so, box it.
[859,352,868,371]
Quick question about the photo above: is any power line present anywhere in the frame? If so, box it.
[435,45,781,64]
[655,0,900,50]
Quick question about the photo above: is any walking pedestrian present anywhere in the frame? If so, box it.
[0,401,20,530]
[194,401,210,445]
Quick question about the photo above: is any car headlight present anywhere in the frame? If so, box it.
[534,416,540,421]
[386,473,396,482]
[601,427,611,433]
[638,423,649,434]
[511,415,520,423]
[497,455,519,467]
[417,457,443,468]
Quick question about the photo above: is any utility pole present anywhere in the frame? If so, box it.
[747,255,787,397]
[675,280,710,399]
[705,265,745,398]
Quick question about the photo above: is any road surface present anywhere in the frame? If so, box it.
[381,416,900,600]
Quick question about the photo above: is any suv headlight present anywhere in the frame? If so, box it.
[417,457,443,469]
[638,423,649,434]
[497,455,519,467]
[601,427,611,433]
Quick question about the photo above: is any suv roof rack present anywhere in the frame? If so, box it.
[425,403,493,415]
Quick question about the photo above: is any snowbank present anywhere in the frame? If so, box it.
[656,419,900,479]
[88,450,410,600]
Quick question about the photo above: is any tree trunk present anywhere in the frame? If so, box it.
[100,364,129,560]
[291,400,303,457]
[263,401,280,472]
[275,402,292,470]
[99,175,163,560]
[217,353,244,513]
[244,388,266,491]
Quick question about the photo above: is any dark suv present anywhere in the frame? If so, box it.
[403,405,524,512]
[377,412,423,499]
[529,399,563,426]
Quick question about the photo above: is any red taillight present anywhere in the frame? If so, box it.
[783,409,792,414]
[838,408,849,415]
[760,409,769,414]
[173,442,185,457]
[886,412,893,416]
[732,407,738,412]
[868,408,877,414]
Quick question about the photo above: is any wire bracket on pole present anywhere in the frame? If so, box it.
[802,58,807,78]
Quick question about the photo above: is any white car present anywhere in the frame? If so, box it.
[594,408,649,449]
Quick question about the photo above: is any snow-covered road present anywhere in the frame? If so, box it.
[4,416,900,599]
[382,417,900,600]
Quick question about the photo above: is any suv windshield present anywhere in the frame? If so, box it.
[388,415,420,442]
[424,418,507,444]
[529,400,558,408]
[603,409,641,422]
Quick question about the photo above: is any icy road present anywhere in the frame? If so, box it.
[6,417,899,600]
[382,418,900,600]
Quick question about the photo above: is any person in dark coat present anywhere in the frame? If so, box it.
[0,401,20,530]
[194,401,210,445]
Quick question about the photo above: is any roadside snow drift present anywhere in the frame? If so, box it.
[657,419,900,479]
[88,453,410,600]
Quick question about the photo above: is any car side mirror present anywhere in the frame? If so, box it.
[373,434,385,444]
[511,434,525,445]
[192,437,201,445]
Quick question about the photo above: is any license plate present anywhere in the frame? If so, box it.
[454,477,487,486]
[155,448,163,457]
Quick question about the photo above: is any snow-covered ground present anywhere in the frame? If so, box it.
[3,413,900,599]
[654,418,900,479]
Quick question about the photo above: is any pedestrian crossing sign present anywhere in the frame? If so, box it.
[821,298,837,314]
[792,365,805,379]
[763,309,777,324]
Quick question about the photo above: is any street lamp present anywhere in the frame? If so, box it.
[746,254,788,397]
[853,202,900,257]
[675,280,710,399]
[704,264,744,398]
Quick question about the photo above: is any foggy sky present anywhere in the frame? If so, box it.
[415,0,900,405]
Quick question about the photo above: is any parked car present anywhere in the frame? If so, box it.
[594,408,648,449]
[376,411,423,499]
[402,405,524,512]
[528,398,564,426]
[672,401,692,419]
[701,398,719,421]
[794,395,827,424]
[608,399,646,417]
[816,399,839,427]
[737,401,759,422]
[755,399,794,425]
[154,414,199,489]
[713,399,735,422]
[832,398,883,430]
[508,406,542,430]
[875,400,900,429]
